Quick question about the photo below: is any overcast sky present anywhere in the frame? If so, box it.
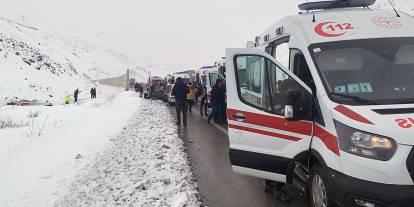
[0,0,393,74]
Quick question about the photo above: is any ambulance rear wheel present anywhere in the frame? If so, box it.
[310,164,333,207]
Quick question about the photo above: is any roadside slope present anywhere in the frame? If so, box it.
[0,87,141,207]
[55,100,200,207]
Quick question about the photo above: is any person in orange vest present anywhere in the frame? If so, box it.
[186,85,196,113]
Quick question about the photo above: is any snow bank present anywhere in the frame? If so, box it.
[0,86,141,207]
[55,100,200,207]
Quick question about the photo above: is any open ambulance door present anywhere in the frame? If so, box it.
[226,48,314,183]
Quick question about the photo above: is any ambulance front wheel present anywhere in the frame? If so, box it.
[310,164,333,207]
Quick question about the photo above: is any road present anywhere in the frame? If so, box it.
[167,103,308,207]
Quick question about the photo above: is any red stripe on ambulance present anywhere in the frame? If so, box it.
[227,108,313,136]
[334,105,374,125]
[314,125,340,156]
[227,108,340,156]
[228,124,302,142]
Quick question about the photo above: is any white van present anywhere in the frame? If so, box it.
[173,73,191,85]
[226,1,414,206]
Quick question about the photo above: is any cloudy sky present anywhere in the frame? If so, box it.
[0,0,397,74]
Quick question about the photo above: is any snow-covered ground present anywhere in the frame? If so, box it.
[0,87,199,207]
[55,99,200,207]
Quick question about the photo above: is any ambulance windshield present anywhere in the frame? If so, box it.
[310,37,414,105]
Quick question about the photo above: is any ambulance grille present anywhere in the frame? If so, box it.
[408,148,414,182]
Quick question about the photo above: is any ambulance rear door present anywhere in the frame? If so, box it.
[226,48,314,182]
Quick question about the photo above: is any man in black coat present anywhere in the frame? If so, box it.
[208,79,225,124]
[172,78,190,126]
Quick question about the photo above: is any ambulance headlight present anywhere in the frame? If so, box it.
[335,121,397,161]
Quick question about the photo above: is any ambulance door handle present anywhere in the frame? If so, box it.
[232,113,246,121]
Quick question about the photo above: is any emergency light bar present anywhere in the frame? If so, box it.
[299,0,376,11]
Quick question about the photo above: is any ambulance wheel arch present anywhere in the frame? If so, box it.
[285,149,330,184]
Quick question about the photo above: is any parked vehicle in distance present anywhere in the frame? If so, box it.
[164,84,175,105]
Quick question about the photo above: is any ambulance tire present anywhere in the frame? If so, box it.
[309,164,333,207]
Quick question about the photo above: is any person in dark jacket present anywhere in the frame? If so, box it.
[172,78,190,126]
[74,89,80,102]
[139,85,144,98]
[208,79,225,124]
[90,88,96,99]
[199,85,208,116]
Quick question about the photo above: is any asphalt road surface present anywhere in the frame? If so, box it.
[167,103,308,207]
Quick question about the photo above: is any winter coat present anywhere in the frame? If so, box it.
[74,90,79,98]
[172,83,190,103]
[187,88,196,100]
[65,95,72,103]
[211,85,225,104]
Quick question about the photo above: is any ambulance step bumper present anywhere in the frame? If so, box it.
[331,169,414,207]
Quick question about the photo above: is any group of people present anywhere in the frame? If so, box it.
[64,87,97,104]
[90,88,97,99]
[172,77,226,126]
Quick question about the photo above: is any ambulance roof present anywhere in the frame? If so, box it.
[258,8,414,46]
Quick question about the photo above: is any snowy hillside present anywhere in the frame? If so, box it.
[0,17,148,106]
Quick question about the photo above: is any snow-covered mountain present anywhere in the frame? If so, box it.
[0,17,148,105]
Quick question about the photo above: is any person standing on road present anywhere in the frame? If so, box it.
[194,85,200,104]
[187,85,196,113]
[208,79,225,124]
[137,84,143,98]
[172,78,190,126]
[200,85,208,116]
[215,80,226,124]
[219,81,227,123]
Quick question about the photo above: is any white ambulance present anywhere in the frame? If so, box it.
[205,59,226,106]
[226,1,414,206]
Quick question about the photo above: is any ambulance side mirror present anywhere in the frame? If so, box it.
[284,89,313,121]
[284,105,294,119]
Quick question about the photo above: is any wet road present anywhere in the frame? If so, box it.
[167,103,308,207]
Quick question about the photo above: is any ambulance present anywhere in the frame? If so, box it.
[226,0,414,206]
[205,58,227,106]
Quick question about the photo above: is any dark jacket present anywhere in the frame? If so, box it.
[211,85,225,104]
[172,83,189,103]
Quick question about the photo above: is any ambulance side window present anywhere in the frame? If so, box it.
[274,42,290,68]
[268,62,301,116]
[291,50,316,93]
[235,56,271,110]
